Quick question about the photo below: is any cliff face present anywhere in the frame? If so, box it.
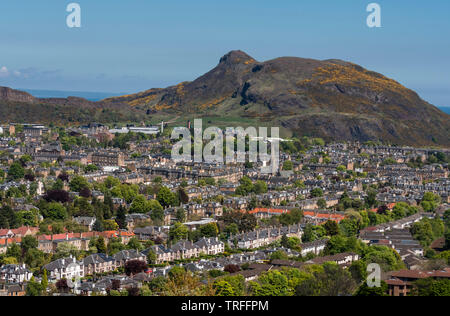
[0,87,36,104]
[104,51,450,146]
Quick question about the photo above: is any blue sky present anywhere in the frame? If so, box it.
[0,0,449,107]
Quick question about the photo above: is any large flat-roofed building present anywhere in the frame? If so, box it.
[109,125,161,135]
[91,152,125,167]
[24,125,46,138]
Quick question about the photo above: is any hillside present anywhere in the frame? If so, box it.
[0,87,141,125]
[1,51,449,146]
[104,50,450,146]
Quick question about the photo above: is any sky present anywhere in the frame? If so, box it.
[0,0,449,107]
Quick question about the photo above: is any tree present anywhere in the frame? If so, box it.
[169,223,189,243]
[103,219,119,231]
[157,186,177,208]
[325,235,363,255]
[175,208,186,223]
[302,224,326,243]
[249,270,292,296]
[420,192,441,213]
[411,278,450,296]
[58,172,70,182]
[115,205,127,230]
[40,202,68,221]
[130,195,151,214]
[0,205,19,229]
[41,269,49,292]
[310,188,323,198]
[69,175,90,192]
[127,238,144,251]
[445,232,450,251]
[354,281,388,296]
[362,245,405,272]
[364,189,378,208]
[224,264,241,274]
[224,223,239,237]
[26,277,44,296]
[54,242,79,259]
[7,162,25,181]
[213,280,235,296]
[222,211,257,232]
[168,266,186,280]
[295,262,356,296]
[21,236,38,255]
[269,250,289,261]
[253,181,268,194]
[336,165,346,172]
[178,188,189,204]
[79,187,92,198]
[96,236,107,254]
[6,243,22,261]
[147,249,157,265]
[24,173,36,182]
[93,218,104,232]
[44,189,70,203]
[56,279,70,293]
[410,218,443,247]
[84,164,99,173]
[317,198,327,209]
[124,260,148,276]
[282,161,293,171]
[324,220,340,236]
[199,223,219,238]
[349,260,367,284]
[235,176,253,196]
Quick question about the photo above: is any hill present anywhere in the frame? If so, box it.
[104,50,450,146]
[0,87,141,125]
[1,51,449,146]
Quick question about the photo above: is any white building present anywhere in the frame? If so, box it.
[43,256,84,281]
[0,264,33,284]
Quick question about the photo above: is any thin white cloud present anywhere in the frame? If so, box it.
[0,66,10,78]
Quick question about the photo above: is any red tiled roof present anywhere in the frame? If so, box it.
[386,278,407,286]
[0,237,22,246]
[36,230,134,242]
[303,211,346,223]
[390,269,450,279]
[0,226,39,237]
[248,208,289,215]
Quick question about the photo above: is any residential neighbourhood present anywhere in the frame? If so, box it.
[0,123,449,297]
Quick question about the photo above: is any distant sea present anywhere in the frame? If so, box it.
[21,89,124,101]
[440,107,450,114]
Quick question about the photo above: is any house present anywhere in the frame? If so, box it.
[82,254,118,275]
[248,208,290,219]
[133,226,168,242]
[126,214,151,231]
[73,217,97,231]
[170,240,201,260]
[300,239,329,257]
[0,283,26,296]
[0,264,33,284]
[113,250,147,267]
[43,256,84,281]
[306,252,360,267]
[385,268,450,296]
[194,237,225,255]
[143,245,173,264]
[232,225,303,250]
